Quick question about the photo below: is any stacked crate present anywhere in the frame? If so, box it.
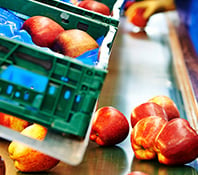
[0,0,124,137]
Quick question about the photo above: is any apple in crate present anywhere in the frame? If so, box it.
[8,124,60,172]
[22,16,64,48]
[52,29,99,58]
[154,118,198,165]
[0,112,30,132]
[148,95,180,120]
[131,116,167,160]
[131,102,168,128]
[78,0,111,16]
[90,106,129,146]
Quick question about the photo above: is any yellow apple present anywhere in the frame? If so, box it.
[8,124,60,172]
[51,29,99,58]
[0,112,30,132]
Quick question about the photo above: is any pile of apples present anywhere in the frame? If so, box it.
[21,16,99,58]
[130,95,198,166]
[1,95,198,172]
[90,95,198,166]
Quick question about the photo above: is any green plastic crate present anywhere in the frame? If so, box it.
[0,0,117,137]
[31,0,124,27]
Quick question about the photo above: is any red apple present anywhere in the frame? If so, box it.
[22,16,64,48]
[131,102,168,128]
[131,116,167,160]
[154,118,198,165]
[78,0,111,16]
[90,106,129,146]
[0,112,30,132]
[52,29,99,58]
[127,171,149,175]
[130,8,148,28]
[148,95,180,120]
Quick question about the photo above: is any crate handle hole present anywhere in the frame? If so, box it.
[61,18,69,24]
[6,85,13,95]
[64,90,71,100]
[77,22,88,32]
[61,76,69,82]
[49,86,56,95]
[15,91,20,98]
[75,95,81,103]
[24,91,29,100]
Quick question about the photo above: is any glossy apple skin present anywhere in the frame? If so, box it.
[127,171,149,175]
[148,95,180,121]
[22,16,64,48]
[130,8,148,28]
[8,124,60,172]
[0,112,30,132]
[131,102,168,128]
[131,116,167,160]
[90,106,129,146]
[78,0,110,16]
[52,29,99,58]
[154,118,198,165]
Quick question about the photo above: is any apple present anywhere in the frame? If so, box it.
[154,118,198,165]
[127,171,149,175]
[131,116,167,160]
[131,102,168,128]
[130,8,148,28]
[90,106,129,146]
[8,124,60,172]
[148,95,180,120]
[51,29,99,58]
[21,16,64,48]
[0,112,30,132]
[78,0,111,16]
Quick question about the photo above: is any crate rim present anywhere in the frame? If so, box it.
[32,0,124,27]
